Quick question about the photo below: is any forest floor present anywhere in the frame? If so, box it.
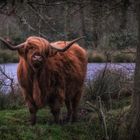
[0,96,131,140]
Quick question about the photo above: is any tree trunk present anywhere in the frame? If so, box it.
[130,1,140,139]
[78,0,86,47]
[120,0,130,29]
[64,1,71,40]
[90,0,99,48]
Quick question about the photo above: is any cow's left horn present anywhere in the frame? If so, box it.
[0,37,25,50]
[50,36,85,52]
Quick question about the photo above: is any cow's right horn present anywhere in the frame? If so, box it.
[0,37,25,50]
[50,36,85,52]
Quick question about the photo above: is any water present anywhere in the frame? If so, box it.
[0,63,18,80]
[87,63,135,80]
[0,63,135,82]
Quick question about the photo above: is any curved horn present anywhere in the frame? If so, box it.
[50,36,85,52]
[0,37,25,50]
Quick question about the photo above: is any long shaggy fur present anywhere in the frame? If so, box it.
[17,36,87,124]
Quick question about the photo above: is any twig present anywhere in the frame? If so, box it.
[0,66,15,93]
[86,99,109,140]
[98,96,109,140]
[15,13,47,38]
[27,2,64,37]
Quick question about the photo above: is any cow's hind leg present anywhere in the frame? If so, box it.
[22,89,37,125]
[50,99,62,124]
[65,99,72,122]
[28,104,37,125]
[71,91,82,122]
[51,108,60,124]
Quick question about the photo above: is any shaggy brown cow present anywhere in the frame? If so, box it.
[0,36,87,125]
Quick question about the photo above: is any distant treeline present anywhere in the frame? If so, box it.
[0,0,137,50]
[0,48,135,64]
[0,49,18,63]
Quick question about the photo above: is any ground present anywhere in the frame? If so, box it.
[0,108,96,140]
[0,96,131,140]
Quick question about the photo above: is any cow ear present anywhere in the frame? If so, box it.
[18,47,26,57]
[48,46,58,57]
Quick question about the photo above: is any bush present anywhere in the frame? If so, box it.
[108,31,137,49]
[0,58,4,63]
[10,54,19,63]
[0,90,24,110]
[112,53,134,63]
[88,52,105,63]
[0,71,23,109]
[0,50,18,63]
[85,67,132,110]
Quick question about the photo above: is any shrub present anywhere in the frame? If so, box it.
[10,54,19,63]
[85,67,132,110]
[88,52,105,63]
[0,58,4,63]
[0,89,24,110]
[112,53,134,63]
[0,67,23,109]
[108,31,137,49]
[0,50,18,63]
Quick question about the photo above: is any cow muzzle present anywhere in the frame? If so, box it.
[32,54,43,69]
[32,54,43,62]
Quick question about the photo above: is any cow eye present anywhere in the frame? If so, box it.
[29,46,35,50]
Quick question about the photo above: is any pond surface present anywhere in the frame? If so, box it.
[0,63,135,93]
[0,63,135,82]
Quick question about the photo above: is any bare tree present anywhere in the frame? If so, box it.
[78,0,86,47]
[64,1,71,40]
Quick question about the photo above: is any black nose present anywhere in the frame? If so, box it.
[32,55,43,61]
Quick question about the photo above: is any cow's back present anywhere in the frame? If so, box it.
[49,41,87,98]
[50,41,87,81]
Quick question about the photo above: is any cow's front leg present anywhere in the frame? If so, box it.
[22,88,37,125]
[50,98,63,124]
[51,107,60,124]
[25,96,37,125]
[29,104,37,125]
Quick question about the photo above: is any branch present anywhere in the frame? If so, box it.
[0,66,15,93]
[15,13,48,38]
[27,2,64,37]
[97,96,109,140]
[69,3,90,17]
[0,66,13,81]
[0,1,7,9]
[27,1,90,6]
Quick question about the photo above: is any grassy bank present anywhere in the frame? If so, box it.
[0,97,131,140]
[0,108,96,140]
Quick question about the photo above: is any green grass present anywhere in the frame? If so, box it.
[0,88,132,140]
[0,108,97,140]
[0,97,131,140]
